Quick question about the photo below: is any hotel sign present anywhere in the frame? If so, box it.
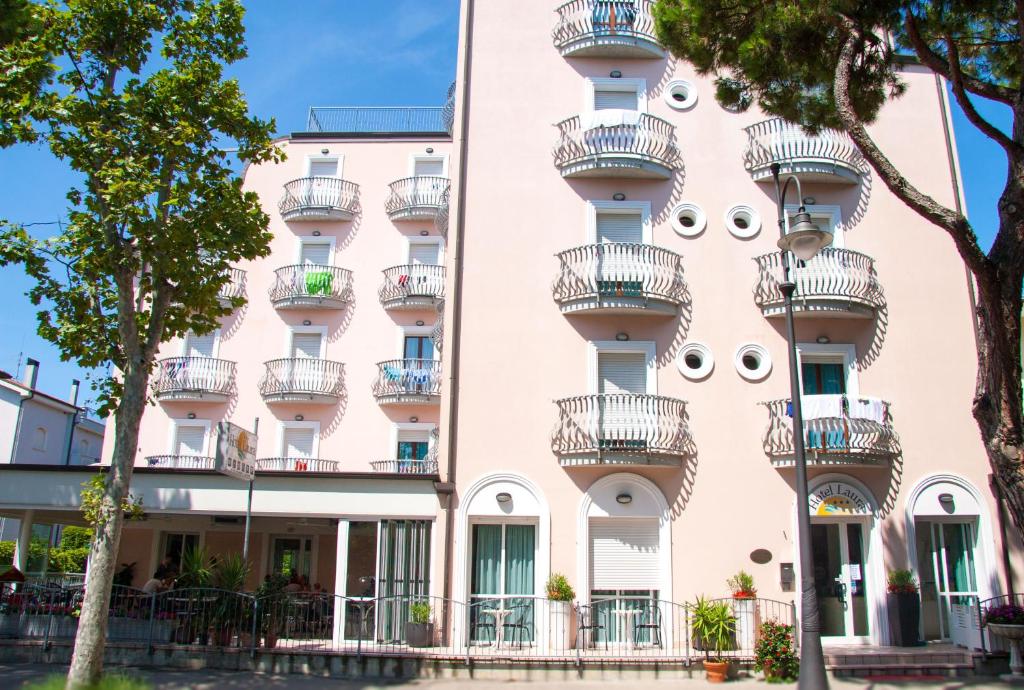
[808,482,871,516]
[214,422,257,481]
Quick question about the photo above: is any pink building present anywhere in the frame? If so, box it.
[0,0,1020,657]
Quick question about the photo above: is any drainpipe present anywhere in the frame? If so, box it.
[63,379,80,466]
[441,0,475,612]
[9,358,39,463]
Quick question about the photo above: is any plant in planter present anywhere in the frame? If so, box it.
[405,600,434,648]
[727,571,757,599]
[546,573,576,651]
[211,554,251,646]
[754,620,798,682]
[256,572,288,649]
[886,569,923,647]
[984,603,1024,679]
[692,596,736,683]
[727,571,758,651]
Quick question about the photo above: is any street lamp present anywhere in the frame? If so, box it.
[771,162,832,690]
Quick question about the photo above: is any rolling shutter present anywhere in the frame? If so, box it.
[597,212,643,244]
[291,332,322,359]
[590,518,660,590]
[283,427,315,458]
[413,158,444,176]
[309,159,338,177]
[598,352,647,394]
[594,88,638,111]
[409,243,440,265]
[184,331,217,358]
[300,242,331,265]
[174,425,206,456]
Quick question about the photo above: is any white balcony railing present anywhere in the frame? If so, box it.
[145,455,215,470]
[762,396,899,465]
[255,457,341,473]
[553,243,686,315]
[259,358,344,403]
[379,264,445,310]
[278,177,359,221]
[153,357,235,401]
[385,176,449,220]
[554,112,679,178]
[743,118,867,183]
[552,394,693,466]
[269,264,353,310]
[754,248,884,318]
[373,359,442,404]
[552,0,663,58]
[369,459,439,475]
[217,268,246,308]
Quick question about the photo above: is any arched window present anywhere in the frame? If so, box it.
[31,427,47,451]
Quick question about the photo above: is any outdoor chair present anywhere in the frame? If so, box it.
[576,603,607,650]
[633,602,663,648]
[501,602,534,648]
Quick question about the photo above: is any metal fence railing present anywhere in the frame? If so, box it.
[553,243,686,311]
[0,584,795,662]
[306,107,448,135]
[754,248,884,315]
[761,397,900,464]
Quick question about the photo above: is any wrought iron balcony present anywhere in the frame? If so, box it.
[153,357,235,402]
[552,394,694,467]
[369,459,439,475]
[554,113,679,178]
[217,268,246,308]
[269,264,353,310]
[432,300,444,352]
[744,118,867,184]
[761,397,899,467]
[386,176,449,221]
[145,455,215,470]
[753,248,884,319]
[434,186,450,239]
[278,177,359,221]
[379,265,445,310]
[553,243,686,315]
[372,359,442,405]
[256,457,341,473]
[259,358,344,404]
[552,0,663,58]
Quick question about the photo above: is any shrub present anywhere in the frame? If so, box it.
[409,600,432,624]
[887,569,918,594]
[59,526,94,549]
[754,620,799,682]
[691,596,735,661]
[48,547,89,573]
[545,573,576,602]
[0,540,13,566]
[727,570,757,598]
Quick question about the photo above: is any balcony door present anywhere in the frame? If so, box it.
[589,518,661,644]
[915,520,980,640]
[173,422,207,459]
[289,331,324,392]
[469,523,536,644]
[596,210,643,295]
[594,87,639,111]
[412,158,444,204]
[283,426,315,468]
[811,522,869,642]
[305,158,339,205]
[598,351,647,447]
[182,331,218,389]
[270,536,313,582]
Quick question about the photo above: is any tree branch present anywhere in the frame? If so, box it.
[944,33,1021,155]
[835,19,991,279]
[903,14,1015,105]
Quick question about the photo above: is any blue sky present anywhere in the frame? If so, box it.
[0,1,1008,407]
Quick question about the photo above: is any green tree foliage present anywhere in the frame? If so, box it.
[653,0,1024,540]
[59,526,93,550]
[0,2,281,686]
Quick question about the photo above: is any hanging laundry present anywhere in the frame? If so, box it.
[304,270,334,296]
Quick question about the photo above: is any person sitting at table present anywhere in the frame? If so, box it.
[283,574,302,594]
[142,571,171,594]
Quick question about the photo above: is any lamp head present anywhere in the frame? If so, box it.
[777,208,832,261]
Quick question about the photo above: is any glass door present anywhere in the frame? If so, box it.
[469,524,535,645]
[343,521,378,640]
[271,536,312,582]
[811,522,869,640]
[916,520,979,639]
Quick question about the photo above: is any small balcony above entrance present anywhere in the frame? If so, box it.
[269,264,353,311]
[386,176,449,221]
[255,457,341,473]
[259,358,344,404]
[278,177,359,222]
[753,248,884,319]
[372,359,442,405]
[553,113,679,179]
[217,268,246,309]
[379,265,445,311]
[369,458,439,475]
[153,357,235,403]
[743,118,867,184]
[552,0,664,59]
[761,397,899,467]
[145,455,215,471]
[552,393,693,467]
[553,243,686,316]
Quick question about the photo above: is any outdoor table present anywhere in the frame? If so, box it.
[611,608,641,649]
[479,608,512,647]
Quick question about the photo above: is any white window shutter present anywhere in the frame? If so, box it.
[590,518,660,591]
[309,160,338,177]
[175,425,206,456]
[185,331,217,358]
[596,212,643,244]
[413,159,444,176]
[408,243,440,265]
[291,332,322,359]
[283,427,315,458]
[300,242,332,265]
[598,352,647,394]
[594,89,638,111]
[397,429,430,444]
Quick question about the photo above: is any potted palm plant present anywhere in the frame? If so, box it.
[405,600,434,647]
[211,553,250,647]
[692,596,736,683]
[886,569,923,647]
[546,573,576,651]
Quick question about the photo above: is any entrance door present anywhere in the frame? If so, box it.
[811,522,869,641]
[271,536,313,581]
[469,524,536,644]
[916,520,979,640]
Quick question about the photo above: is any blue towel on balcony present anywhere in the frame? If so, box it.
[383,365,401,382]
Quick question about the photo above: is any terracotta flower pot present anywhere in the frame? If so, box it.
[705,660,730,683]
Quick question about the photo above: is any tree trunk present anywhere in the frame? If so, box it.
[64,365,148,690]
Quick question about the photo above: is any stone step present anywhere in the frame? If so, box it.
[824,653,974,666]
[829,663,975,679]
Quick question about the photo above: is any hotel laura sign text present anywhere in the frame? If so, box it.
[809,482,871,516]
[215,421,257,481]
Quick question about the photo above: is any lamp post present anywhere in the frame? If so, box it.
[770,162,832,690]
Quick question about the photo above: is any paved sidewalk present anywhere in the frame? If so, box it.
[1,665,1013,690]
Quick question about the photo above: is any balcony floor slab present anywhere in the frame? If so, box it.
[281,207,355,222]
[558,453,684,468]
[749,160,861,184]
[272,296,349,311]
[558,295,680,316]
[760,300,877,319]
[559,157,674,179]
[387,206,441,222]
[374,393,441,406]
[558,36,665,59]
[261,393,340,405]
[155,391,230,404]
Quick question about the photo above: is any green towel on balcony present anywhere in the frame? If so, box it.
[305,271,333,296]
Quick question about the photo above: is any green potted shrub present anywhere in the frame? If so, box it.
[546,573,576,651]
[256,572,288,649]
[754,620,799,682]
[405,600,434,647]
[211,554,251,646]
[727,571,758,652]
[886,569,923,647]
[692,596,736,683]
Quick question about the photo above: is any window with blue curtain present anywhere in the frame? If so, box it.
[469,523,536,645]
[398,441,428,460]
[801,361,846,395]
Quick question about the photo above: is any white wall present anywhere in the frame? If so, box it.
[12,399,75,465]
[0,385,22,464]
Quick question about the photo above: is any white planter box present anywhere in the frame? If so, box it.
[548,600,575,652]
[732,598,758,654]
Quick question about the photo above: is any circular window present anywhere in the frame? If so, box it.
[664,80,698,111]
[734,343,771,381]
[724,204,761,239]
[677,342,714,380]
[670,202,706,238]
